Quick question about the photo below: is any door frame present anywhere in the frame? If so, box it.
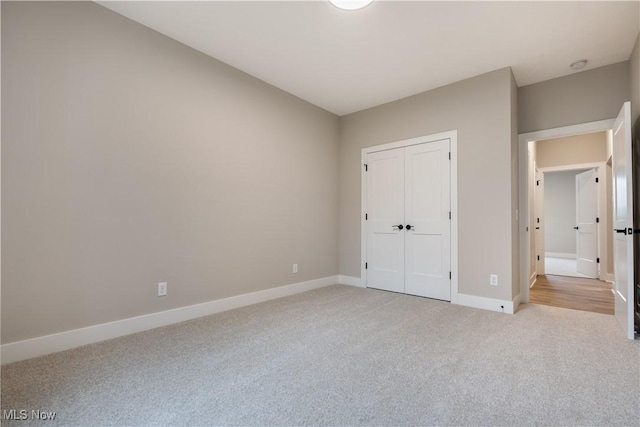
[518,119,615,304]
[361,130,459,303]
[534,166,545,278]
[537,162,607,280]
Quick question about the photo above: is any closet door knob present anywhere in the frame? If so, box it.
[406,224,414,230]
[392,224,404,230]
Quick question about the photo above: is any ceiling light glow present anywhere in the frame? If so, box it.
[329,0,374,11]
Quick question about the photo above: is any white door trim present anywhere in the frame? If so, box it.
[518,120,615,304]
[519,119,616,143]
[361,130,459,303]
[538,162,605,173]
[534,166,545,277]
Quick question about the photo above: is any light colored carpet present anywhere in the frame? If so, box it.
[2,285,639,426]
[545,257,591,278]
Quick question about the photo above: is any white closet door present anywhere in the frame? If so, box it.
[404,140,451,300]
[366,148,405,293]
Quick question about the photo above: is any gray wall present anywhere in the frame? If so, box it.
[544,171,583,255]
[339,68,516,302]
[536,132,608,168]
[518,62,630,133]
[2,2,339,344]
[631,33,640,124]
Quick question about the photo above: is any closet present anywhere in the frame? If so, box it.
[365,138,451,300]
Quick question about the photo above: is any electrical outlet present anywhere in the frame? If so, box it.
[293,264,299,274]
[158,282,167,296]
[489,275,498,286]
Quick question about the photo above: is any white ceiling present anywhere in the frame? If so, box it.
[98,0,640,116]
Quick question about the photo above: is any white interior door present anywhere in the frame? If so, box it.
[404,140,451,300]
[366,140,451,300]
[535,168,545,275]
[575,169,599,278]
[612,101,635,340]
[366,148,405,293]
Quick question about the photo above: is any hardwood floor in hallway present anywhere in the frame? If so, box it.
[530,274,614,315]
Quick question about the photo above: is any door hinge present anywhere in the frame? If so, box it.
[595,177,599,183]
[537,255,540,261]
[365,213,368,220]
[365,262,368,270]
[448,152,451,160]
[449,211,451,220]
[536,180,540,186]
[364,164,368,171]
[537,217,540,223]
[449,271,452,280]
[596,217,599,223]
[597,257,600,264]
[526,226,529,232]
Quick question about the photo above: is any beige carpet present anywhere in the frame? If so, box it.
[2,285,639,426]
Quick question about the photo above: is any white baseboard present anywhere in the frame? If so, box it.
[545,252,576,259]
[338,275,365,288]
[1,275,339,365]
[456,293,515,314]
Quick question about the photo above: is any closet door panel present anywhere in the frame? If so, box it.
[366,148,405,293]
[404,140,451,300]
